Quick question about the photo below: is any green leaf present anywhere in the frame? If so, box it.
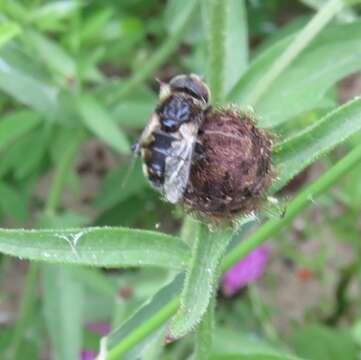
[26,30,76,78]
[111,97,155,129]
[0,227,189,270]
[273,97,361,191]
[0,46,59,114]
[42,264,84,360]
[292,324,358,360]
[78,95,130,154]
[228,36,291,107]
[103,274,184,360]
[72,267,118,299]
[14,126,50,179]
[28,0,82,23]
[93,162,147,210]
[203,0,248,98]
[352,319,361,347]
[223,0,248,94]
[78,8,113,43]
[170,224,233,337]
[164,0,198,34]
[257,38,361,128]
[229,20,361,127]
[0,182,28,221]
[0,111,41,151]
[239,0,343,112]
[0,22,21,48]
[213,328,283,356]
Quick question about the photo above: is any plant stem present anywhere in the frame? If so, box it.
[105,298,179,360]
[206,0,227,104]
[6,263,39,359]
[194,296,215,360]
[45,133,82,215]
[104,142,361,358]
[244,0,343,106]
[106,0,198,105]
[170,224,232,338]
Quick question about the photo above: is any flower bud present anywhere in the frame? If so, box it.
[184,108,273,219]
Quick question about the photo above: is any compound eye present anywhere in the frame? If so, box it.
[170,74,210,103]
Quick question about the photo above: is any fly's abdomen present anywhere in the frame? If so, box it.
[142,131,176,188]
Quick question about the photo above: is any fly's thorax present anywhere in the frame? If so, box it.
[156,93,204,133]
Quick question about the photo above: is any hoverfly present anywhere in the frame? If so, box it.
[132,74,210,204]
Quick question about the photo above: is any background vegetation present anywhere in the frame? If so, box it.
[0,0,361,359]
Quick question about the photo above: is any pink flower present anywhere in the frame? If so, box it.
[81,350,97,360]
[222,245,269,296]
[80,323,111,359]
[87,322,111,336]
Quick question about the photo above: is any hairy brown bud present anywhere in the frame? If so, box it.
[184,108,273,220]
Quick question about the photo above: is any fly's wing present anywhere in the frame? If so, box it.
[132,113,159,154]
[163,123,198,204]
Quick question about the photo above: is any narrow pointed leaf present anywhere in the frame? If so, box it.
[229,20,361,127]
[0,111,41,151]
[224,0,248,94]
[0,48,59,114]
[273,96,361,191]
[27,30,76,78]
[0,227,189,270]
[203,0,248,97]
[42,265,84,360]
[78,95,130,154]
[0,22,21,48]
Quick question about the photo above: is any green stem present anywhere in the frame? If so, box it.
[105,298,179,360]
[6,263,39,359]
[45,133,82,215]
[170,224,232,338]
[0,255,11,288]
[244,0,343,106]
[104,142,361,358]
[206,0,227,104]
[106,0,198,105]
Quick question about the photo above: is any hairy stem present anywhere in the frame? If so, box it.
[194,296,215,360]
[45,133,82,215]
[206,0,227,104]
